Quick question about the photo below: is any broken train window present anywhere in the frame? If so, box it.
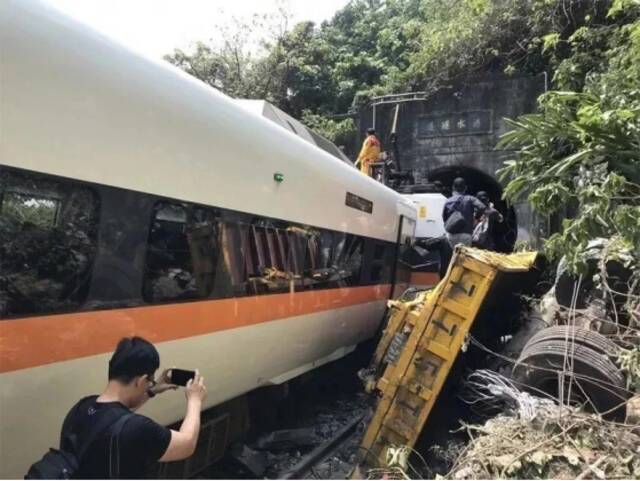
[143,202,219,302]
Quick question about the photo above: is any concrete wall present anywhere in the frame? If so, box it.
[358,74,546,246]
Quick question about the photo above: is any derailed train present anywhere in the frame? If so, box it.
[0,0,416,477]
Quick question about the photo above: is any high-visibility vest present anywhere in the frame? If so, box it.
[356,135,381,174]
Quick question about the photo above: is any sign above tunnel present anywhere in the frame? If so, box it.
[417,110,493,137]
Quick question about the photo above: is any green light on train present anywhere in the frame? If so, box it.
[273,172,284,182]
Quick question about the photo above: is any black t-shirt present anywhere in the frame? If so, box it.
[60,396,171,479]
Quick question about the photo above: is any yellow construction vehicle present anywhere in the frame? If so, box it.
[355,246,542,474]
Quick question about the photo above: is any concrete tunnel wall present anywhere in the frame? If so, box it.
[358,74,547,249]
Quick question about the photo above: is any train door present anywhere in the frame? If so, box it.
[391,215,416,298]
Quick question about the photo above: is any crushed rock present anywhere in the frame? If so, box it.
[265,393,369,479]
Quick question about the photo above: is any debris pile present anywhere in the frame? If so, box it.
[440,238,640,480]
[448,372,640,479]
[355,241,638,480]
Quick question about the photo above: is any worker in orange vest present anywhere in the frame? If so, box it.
[355,128,381,177]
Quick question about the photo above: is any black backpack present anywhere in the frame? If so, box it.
[25,405,133,480]
[444,195,468,234]
[444,210,466,234]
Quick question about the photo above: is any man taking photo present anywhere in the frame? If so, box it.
[58,336,207,479]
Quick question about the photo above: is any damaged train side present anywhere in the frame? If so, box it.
[0,0,416,477]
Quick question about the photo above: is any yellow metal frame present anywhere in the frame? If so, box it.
[357,246,539,469]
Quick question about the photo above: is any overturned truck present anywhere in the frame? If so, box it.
[354,246,634,476]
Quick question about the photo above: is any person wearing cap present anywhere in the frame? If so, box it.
[355,128,381,177]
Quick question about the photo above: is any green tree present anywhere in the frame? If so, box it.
[164,9,294,101]
[498,1,640,273]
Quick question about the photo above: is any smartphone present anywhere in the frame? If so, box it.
[170,368,196,387]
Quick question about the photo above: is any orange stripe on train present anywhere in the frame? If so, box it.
[0,284,391,373]
[410,272,441,286]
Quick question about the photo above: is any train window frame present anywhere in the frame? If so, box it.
[1,190,62,227]
[0,167,101,319]
[142,200,220,303]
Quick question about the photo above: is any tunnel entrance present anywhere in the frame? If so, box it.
[428,166,517,252]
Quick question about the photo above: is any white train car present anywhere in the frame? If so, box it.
[0,0,416,477]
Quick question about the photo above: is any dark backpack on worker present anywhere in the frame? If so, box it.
[444,195,467,234]
[444,210,466,234]
[25,403,132,480]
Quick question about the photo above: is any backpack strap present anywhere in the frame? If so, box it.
[108,414,134,479]
[60,395,97,453]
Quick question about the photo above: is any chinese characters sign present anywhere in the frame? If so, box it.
[417,110,492,137]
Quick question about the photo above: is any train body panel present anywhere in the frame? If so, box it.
[0,0,411,243]
[0,0,416,477]
[0,298,386,477]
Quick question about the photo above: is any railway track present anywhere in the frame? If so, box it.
[277,415,364,479]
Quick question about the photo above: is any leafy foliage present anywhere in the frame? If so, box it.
[165,9,297,103]
[300,111,357,146]
[498,1,640,272]
[165,0,639,274]
[164,0,625,122]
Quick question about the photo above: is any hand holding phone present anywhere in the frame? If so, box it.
[169,368,196,387]
[185,370,207,404]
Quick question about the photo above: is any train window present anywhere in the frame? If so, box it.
[343,236,364,285]
[237,223,256,278]
[249,225,267,274]
[306,230,335,287]
[370,242,393,284]
[303,231,320,282]
[395,216,416,286]
[265,228,281,270]
[328,234,363,286]
[0,168,99,318]
[219,222,245,288]
[2,191,60,227]
[244,222,298,294]
[143,202,219,302]
[287,228,307,278]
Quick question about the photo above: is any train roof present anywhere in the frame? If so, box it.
[234,100,353,165]
[0,0,415,242]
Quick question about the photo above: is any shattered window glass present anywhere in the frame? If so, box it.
[0,167,99,318]
[143,202,219,302]
[395,216,416,285]
[346,236,365,283]
[310,231,364,287]
[370,241,393,283]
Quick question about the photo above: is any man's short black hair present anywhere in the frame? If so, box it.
[108,337,160,383]
[366,127,376,135]
[452,177,467,194]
